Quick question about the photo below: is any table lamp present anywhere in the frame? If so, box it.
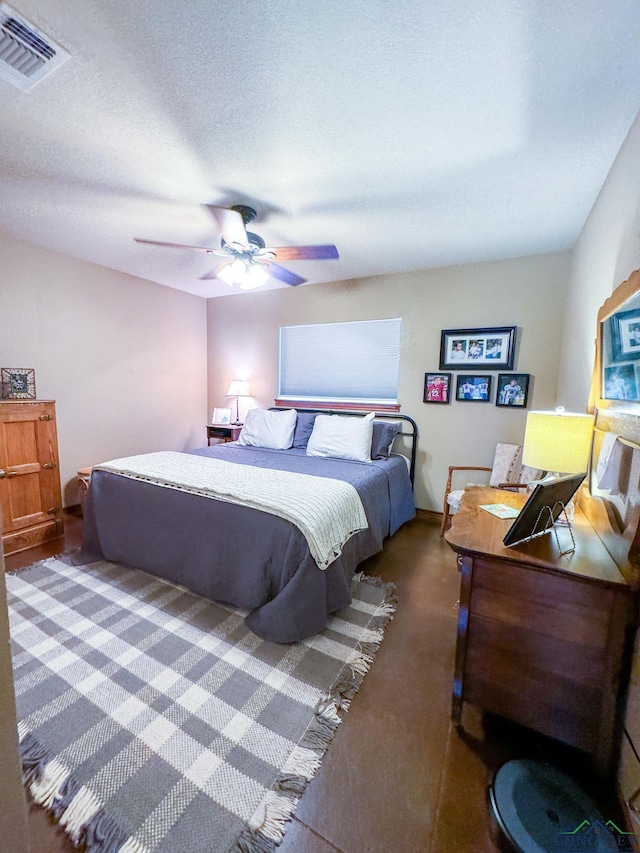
[522,408,594,479]
[225,380,251,425]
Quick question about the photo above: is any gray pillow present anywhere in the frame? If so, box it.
[292,412,319,448]
[371,421,401,459]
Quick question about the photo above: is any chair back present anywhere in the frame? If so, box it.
[489,443,524,487]
[489,443,542,489]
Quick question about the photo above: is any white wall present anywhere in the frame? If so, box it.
[1,234,208,504]
[207,251,570,512]
[558,109,640,408]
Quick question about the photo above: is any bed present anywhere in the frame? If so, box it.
[80,409,417,642]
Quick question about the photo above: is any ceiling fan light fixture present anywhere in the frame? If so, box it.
[239,263,269,290]
[217,258,269,289]
[217,258,248,286]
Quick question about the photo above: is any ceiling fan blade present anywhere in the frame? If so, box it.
[205,205,248,248]
[265,244,339,261]
[198,260,234,281]
[134,238,225,255]
[266,262,307,287]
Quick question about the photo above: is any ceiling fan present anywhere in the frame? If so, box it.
[134,204,339,290]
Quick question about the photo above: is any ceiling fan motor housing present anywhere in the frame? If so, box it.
[221,231,265,252]
[230,204,258,225]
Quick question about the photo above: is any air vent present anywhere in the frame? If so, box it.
[0,2,69,91]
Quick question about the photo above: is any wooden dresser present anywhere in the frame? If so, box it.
[445,485,637,780]
[0,400,63,555]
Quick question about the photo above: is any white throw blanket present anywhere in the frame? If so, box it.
[95,451,369,570]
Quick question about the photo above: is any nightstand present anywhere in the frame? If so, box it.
[206,423,243,445]
[77,466,93,513]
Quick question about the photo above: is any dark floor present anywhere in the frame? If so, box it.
[5,510,623,853]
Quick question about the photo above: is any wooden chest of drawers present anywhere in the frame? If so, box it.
[446,486,637,779]
[0,400,63,555]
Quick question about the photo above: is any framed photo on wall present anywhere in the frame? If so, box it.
[439,326,517,370]
[496,373,530,408]
[1,368,36,399]
[423,372,451,404]
[455,374,492,402]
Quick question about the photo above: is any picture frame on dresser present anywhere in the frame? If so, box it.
[1,367,36,399]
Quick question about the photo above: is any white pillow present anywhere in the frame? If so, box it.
[237,408,297,450]
[306,412,375,462]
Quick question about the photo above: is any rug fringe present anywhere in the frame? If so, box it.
[5,556,55,577]
[328,572,397,710]
[234,790,300,853]
[281,745,322,779]
[19,729,146,853]
[29,757,69,808]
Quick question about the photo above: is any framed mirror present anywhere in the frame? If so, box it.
[586,269,640,584]
[593,269,640,407]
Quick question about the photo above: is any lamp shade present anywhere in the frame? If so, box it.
[522,410,594,474]
[226,380,250,398]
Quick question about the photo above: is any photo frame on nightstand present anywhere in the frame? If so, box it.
[212,407,232,424]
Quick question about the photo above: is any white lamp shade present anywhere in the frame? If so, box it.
[522,410,594,473]
[226,380,250,398]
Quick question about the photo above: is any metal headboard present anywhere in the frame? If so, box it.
[270,407,418,487]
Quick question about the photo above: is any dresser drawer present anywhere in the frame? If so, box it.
[470,558,612,648]
[464,615,602,751]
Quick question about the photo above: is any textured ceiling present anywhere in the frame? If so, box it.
[1,0,640,297]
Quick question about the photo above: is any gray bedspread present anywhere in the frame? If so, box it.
[80,443,415,642]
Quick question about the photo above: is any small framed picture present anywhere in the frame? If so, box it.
[440,326,517,370]
[1,368,36,399]
[455,374,492,402]
[212,407,231,424]
[496,373,530,408]
[423,372,451,404]
[608,308,640,362]
[604,365,638,401]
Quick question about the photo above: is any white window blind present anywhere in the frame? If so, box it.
[279,318,401,405]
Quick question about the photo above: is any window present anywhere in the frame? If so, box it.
[278,318,401,409]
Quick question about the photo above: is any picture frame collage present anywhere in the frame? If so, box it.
[423,327,530,407]
[603,307,640,401]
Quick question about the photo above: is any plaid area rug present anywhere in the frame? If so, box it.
[7,557,396,853]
